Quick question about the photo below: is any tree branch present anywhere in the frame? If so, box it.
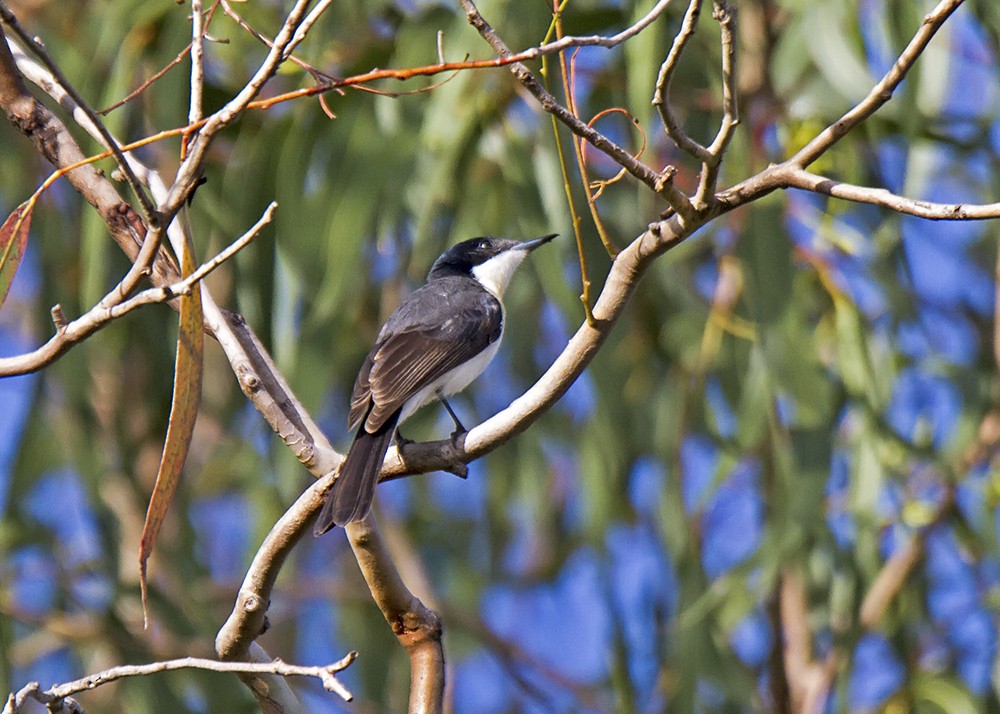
[789,0,964,169]
[4,651,356,714]
[717,0,971,212]
[0,1,157,221]
[347,517,445,714]
[652,0,711,162]
[776,166,1000,220]
[694,0,739,205]
[0,203,276,377]
[458,0,695,219]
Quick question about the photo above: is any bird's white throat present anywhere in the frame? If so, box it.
[472,249,529,298]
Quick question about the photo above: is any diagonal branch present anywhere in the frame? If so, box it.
[458,0,695,220]
[717,0,969,211]
[0,203,276,377]
[0,2,157,221]
[789,0,964,169]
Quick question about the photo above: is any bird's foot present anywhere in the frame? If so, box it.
[444,428,468,479]
[394,429,415,448]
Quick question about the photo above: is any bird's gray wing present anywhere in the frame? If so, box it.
[348,278,502,432]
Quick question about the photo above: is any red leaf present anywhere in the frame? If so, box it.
[0,202,33,308]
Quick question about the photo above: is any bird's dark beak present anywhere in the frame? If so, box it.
[520,233,558,252]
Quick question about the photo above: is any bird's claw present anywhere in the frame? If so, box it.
[445,429,468,479]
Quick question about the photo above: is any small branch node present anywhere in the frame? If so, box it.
[243,593,262,612]
[50,304,67,331]
[654,165,677,193]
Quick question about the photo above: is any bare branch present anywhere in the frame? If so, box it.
[790,0,964,169]
[4,651,356,713]
[528,0,677,54]
[694,0,739,204]
[652,0,712,162]
[0,30,179,289]
[217,476,331,660]
[99,42,192,115]
[160,0,314,227]
[189,0,205,126]
[859,537,924,629]
[719,0,967,212]
[776,166,1000,220]
[0,2,157,221]
[346,516,445,714]
[0,203,277,377]
[779,569,836,714]
[287,0,335,57]
[458,0,695,219]
[219,0,339,84]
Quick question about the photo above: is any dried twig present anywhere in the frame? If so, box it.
[694,0,739,204]
[4,651,357,713]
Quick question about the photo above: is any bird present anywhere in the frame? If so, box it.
[314,234,558,534]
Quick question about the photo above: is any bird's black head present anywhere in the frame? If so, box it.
[427,234,557,283]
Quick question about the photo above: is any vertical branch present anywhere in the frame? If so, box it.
[189,0,205,126]
[346,517,445,714]
[694,0,739,204]
[549,5,595,324]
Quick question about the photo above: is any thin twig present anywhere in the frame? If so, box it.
[189,0,205,126]
[551,12,597,322]
[652,0,711,162]
[98,42,192,115]
[528,0,676,55]
[161,0,313,228]
[5,651,357,713]
[220,0,339,84]
[694,0,739,205]
[563,46,620,259]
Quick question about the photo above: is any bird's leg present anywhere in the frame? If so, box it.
[437,391,467,439]
[394,428,414,448]
[437,390,469,479]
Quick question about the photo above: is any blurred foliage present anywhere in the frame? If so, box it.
[2,0,1000,712]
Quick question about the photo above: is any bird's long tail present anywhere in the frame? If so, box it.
[314,410,400,534]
